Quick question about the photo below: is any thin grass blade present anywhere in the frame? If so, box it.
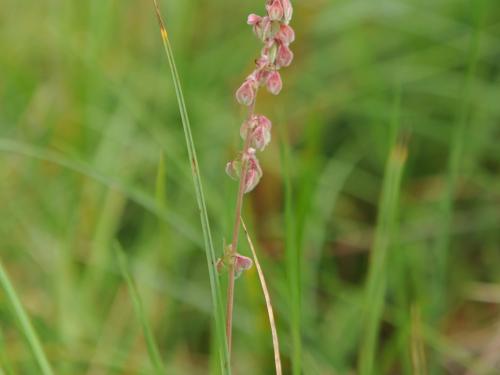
[358,89,407,375]
[151,1,229,373]
[114,242,166,374]
[241,218,282,375]
[0,260,54,375]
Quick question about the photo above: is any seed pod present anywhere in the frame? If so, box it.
[266,0,284,21]
[266,70,282,95]
[276,43,293,68]
[276,24,295,45]
[235,78,257,106]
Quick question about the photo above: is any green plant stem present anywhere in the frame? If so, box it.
[0,260,54,375]
[225,97,258,356]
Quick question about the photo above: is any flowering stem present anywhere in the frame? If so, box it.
[225,97,257,355]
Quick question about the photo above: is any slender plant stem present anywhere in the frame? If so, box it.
[225,97,258,354]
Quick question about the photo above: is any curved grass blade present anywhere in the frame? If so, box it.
[0,260,54,375]
[0,138,201,246]
[358,90,407,375]
[151,1,230,373]
[241,218,282,375]
[114,242,166,375]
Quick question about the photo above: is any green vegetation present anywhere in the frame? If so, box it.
[1,0,499,374]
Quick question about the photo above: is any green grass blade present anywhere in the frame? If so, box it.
[358,90,407,375]
[280,139,302,375]
[0,260,54,375]
[151,1,229,373]
[0,138,201,246]
[432,0,485,318]
[114,242,166,375]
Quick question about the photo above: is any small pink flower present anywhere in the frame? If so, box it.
[251,58,271,85]
[252,125,272,151]
[247,13,261,25]
[240,115,272,149]
[234,254,253,278]
[241,115,272,151]
[266,70,282,95]
[276,43,293,67]
[243,148,262,193]
[252,16,272,41]
[276,24,295,45]
[266,0,284,21]
[281,0,293,24]
[235,78,257,106]
[216,252,252,277]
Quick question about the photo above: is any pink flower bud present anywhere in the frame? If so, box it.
[266,71,282,95]
[276,24,295,45]
[247,13,261,25]
[276,43,293,67]
[217,252,253,278]
[252,125,272,151]
[266,0,284,21]
[251,58,270,85]
[234,254,253,278]
[253,16,272,40]
[281,0,293,24]
[243,148,262,193]
[235,78,257,106]
[240,115,272,150]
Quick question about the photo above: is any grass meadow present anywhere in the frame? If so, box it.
[1,0,499,374]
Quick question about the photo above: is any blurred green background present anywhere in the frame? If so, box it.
[1,0,499,374]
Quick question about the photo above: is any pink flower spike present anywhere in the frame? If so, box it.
[235,79,256,106]
[266,71,282,95]
[276,24,295,45]
[266,0,284,21]
[247,13,261,25]
[276,43,294,67]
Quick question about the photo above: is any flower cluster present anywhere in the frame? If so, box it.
[227,0,295,193]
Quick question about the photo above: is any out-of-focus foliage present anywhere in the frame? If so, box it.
[0,0,499,373]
